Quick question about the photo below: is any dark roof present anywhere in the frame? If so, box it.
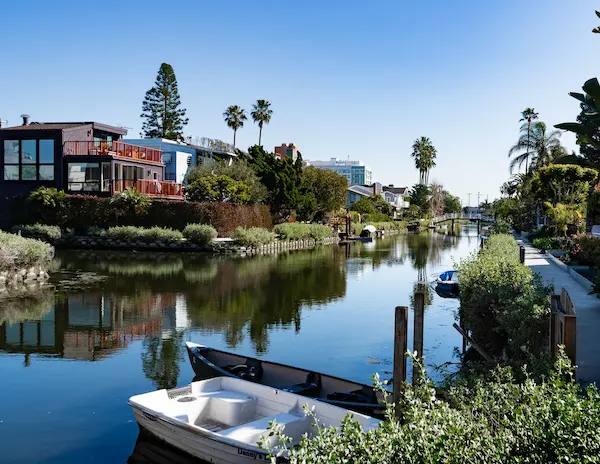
[0,122,128,135]
[383,186,407,195]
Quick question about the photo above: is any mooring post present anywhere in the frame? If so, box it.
[477,219,481,235]
[413,292,425,384]
[393,306,408,417]
[480,237,485,249]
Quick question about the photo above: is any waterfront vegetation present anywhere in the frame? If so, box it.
[12,223,62,241]
[182,224,218,245]
[0,231,53,271]
[232,227,277,246]
[105,226,184,243]
[263,352,600,464]
[274,223,332,241]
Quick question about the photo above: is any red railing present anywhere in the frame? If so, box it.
[113,179,183,198]
[63,141,163,165]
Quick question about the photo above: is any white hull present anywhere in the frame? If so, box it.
[133,408,267,464]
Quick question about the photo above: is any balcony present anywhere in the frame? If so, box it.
[113,179,184,199]
[63,141,163,165]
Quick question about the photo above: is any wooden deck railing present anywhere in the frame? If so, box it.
[63,141,163,165]
[113,179,183,198]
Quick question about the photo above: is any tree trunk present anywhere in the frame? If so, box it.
[526,120,531,174]
[233,129,237,149]
[258,123,263,146]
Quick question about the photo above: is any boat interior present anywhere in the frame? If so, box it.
[130,377,379,448]
[199,348,379,407]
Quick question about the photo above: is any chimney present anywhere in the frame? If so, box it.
[21,114,30,126]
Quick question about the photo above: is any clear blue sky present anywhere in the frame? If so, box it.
[1,0,598,204]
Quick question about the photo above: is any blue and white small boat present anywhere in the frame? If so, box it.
[436,270,459,293]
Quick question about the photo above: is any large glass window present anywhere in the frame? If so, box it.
[68,162,100,191]
[2,139,54,181]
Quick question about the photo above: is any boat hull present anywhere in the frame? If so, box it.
[131,406,271,464]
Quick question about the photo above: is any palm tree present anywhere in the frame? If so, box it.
[509,121,567,173]
[251,100,273,146]
[223,105,247,149]
[510,108,539,174]
[411,137,437,185]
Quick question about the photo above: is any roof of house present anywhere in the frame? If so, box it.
[383,186,408,195]
[0,122,128,135]
[348,184,374,196]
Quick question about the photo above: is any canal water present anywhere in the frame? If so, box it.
[0,226,479,463]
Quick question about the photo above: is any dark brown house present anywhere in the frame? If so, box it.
[0,116,183,215]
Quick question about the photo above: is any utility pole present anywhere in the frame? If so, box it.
[466,193,472,212]
[476,192,482,211]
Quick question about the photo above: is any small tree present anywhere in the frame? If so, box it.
[544,202,583,236]
[141,63,188,140]
[185,175,251,204]
[301,166,348,222]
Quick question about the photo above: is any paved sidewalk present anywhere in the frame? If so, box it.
[520,241,600,386]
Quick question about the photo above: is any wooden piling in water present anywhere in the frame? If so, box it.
[393,306,408,416]
[413,292,425,383]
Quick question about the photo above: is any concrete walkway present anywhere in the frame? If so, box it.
[520,240,600,386]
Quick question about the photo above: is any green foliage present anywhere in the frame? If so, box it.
[411,136,437,184]
[245,145,302,221]
[105,226,183,243]
[263,352,600,464]
[571,236,600,266]
[0,231,54,271]
[509,120,567,173]
[274,223,310,240]
[489,219,511,235]
[12,224,62,241]
[300,166,348,222]
[348,196,376,214]
[232,227,276,246]
[185,175,251,204]
[532,237,561,252]
[185,159,267,204]
[349,196,393,218]
[295,191,318,223]
[109,188,152,218]
[362,213,390,223]
[457,235,552,363]
[223,105,247,148]
[251,100,273,145]
[27,187,68,226]
[141,62,188,140]
[408,184,431,218]
[443,190,462,214]
[532,164,597,206]
[13,194,272,237]
[182,224,218,245]
[543,202,583,237]
[273,223,332,241]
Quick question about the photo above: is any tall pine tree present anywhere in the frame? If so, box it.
[141,63,188,140]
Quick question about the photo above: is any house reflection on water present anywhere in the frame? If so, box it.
[0,292,179,362]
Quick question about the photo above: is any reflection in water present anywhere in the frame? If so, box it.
[0,231,479,464]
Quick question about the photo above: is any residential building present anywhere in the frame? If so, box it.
[346,183,410,218]
[0,116,184,211]
[124,138,237,184]
[309,158,372,185]
[274,143,298,161]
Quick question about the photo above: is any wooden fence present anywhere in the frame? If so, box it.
[550,288,576,366]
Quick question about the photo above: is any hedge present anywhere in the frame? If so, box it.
[11,194,273,237]
[232,227,276,246]
[0,231,54,271]
[182,224,218,245]
[12,224,62,241]
[274,223,333,241]
[105,226,183,243]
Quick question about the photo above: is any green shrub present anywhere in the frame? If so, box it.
[307,224,332,240]
[12,224,62,241]
[85,226,106,237]
[571,235,600,265]
[109,188,152,217]
[363,213,390,223]
[232,227,276,246]
[458,235,552,363]
[532,237,558,252]
[274,223,311,240]
[0,231,54,271]
[183,224,218,245]
[490,219,511,235]
[351,223,363,236]
[105,226,183,243]
[262,353,600,464]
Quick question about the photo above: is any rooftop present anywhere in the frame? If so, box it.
[0,121,128,135]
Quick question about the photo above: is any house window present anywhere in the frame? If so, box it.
[68,162,100,191]
[3,139,55,181]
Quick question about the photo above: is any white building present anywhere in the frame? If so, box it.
[308,158,372,185]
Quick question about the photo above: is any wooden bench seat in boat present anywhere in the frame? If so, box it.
[221,412,310,446]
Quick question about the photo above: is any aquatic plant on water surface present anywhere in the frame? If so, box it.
[260,351,600,464]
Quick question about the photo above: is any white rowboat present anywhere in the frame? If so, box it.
[129,376,380,464]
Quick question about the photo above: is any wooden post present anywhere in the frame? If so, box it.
[393,306,408,417]
[480,237,485,249]
[477,219,481,235]
[413,292,425,383]
[451,218,455,234]
[519,245,525,264]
